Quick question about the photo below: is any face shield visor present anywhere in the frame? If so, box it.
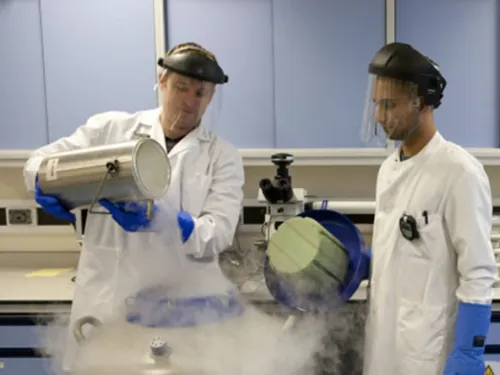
[155,50,227,134]
[361,75,422,146]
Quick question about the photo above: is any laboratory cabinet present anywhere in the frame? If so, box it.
[484,315,500,372]
[487,320,500,347]
[0,358,54,375]
[2,306,500,374]
[0,325,49,348]
[0,311,68,375]
[486,354,500,373]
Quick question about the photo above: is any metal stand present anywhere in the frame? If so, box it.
[88,160,120,215]
[87,160,155,220]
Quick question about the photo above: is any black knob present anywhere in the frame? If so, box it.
[271,153,294,166]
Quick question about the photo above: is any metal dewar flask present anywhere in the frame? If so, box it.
[37,137,171,216]
[72,316,183,375]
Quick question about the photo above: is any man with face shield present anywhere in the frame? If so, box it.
[23,42,244,372]
[362,42,497,375]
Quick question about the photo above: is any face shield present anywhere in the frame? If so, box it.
[155,49,227,135]
[361,75,422,146]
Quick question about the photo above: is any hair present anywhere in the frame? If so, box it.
[165,42,217,62]
[159,42,218,96]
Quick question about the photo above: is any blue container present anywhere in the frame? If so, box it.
[264,209,370,313]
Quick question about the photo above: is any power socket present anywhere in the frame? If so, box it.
[7,208,34,225]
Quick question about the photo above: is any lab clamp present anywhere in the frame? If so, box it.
[257,153,308,242]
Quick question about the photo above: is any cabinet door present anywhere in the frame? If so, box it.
[0,0,48,149]
[485,358,500,374]
[272,0,386,148]
[167,0,275,148]
[40,0,158,142]
[396,0,499,147]
[0,358,54,375]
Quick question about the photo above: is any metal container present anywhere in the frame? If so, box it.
[37,137,171,217]
[72,316,182,375]
[68,304,317,375]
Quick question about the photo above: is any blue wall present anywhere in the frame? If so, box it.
[167,0,277,148]
[167,0,386,148]
[1,0,499,149]
[396,0,499,148]
[40,0,157,142]
[271,0,385,148]
[0,0,157,149]
[167,0,500,148]
[0,0,48,149]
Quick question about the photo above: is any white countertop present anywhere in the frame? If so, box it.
[0,267,76,302]
[0,267,498,310]
[0,267,368,304]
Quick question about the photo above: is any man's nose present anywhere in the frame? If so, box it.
[374,105,386,124]
[182,90,201,108]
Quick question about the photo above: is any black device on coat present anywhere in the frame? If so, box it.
[399,213,419,241]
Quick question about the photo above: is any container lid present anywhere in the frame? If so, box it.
[132,138,171,199]
[267,216,348,281]
[264,209,368,312]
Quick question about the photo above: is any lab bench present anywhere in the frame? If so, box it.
[1,269,500,375]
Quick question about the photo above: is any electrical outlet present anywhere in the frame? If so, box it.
[7,208,34,225]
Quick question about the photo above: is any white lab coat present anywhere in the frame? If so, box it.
[23,108,245,371]
[363,132,497,375]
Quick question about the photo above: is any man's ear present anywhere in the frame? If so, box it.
[157,71,168,89]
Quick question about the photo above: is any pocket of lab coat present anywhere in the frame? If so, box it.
[183,173,210,216]
[397,299,447,361]
[400,213,443,260]
[398,214,446,300]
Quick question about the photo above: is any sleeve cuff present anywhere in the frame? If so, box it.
[24,155,46,193]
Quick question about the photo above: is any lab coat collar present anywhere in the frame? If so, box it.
[377,132,444,213]
[390,131,444,165]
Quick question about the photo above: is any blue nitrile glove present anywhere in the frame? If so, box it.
[99,199,154,232]
[177,211,195,243]
[443,302,492,375]
[35,176,76,222]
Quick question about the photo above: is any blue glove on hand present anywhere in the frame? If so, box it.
[177,211,195,243]
[99,199,155,232]
[443,302,491,375]
[35,177,76,222]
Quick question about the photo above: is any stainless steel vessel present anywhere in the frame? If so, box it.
[37,137,171,217]
[67,305,314,375]
[72,316,183,375]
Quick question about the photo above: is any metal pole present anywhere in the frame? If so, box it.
[385,0,397,152]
